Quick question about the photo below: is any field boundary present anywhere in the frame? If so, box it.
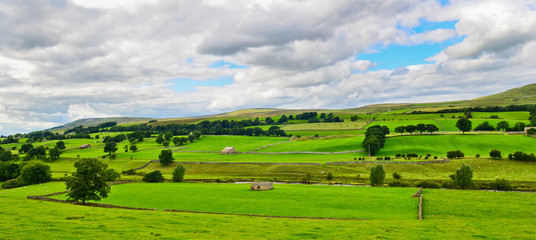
[326,159,449,165]
[246,150,364,155]
[246,139,293,153]
[179,161,322,165]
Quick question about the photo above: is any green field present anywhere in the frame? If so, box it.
[258,136,364,153]
[281,121,369,131]
[379,134,536,157]
[437,119,530,131]
[366,120,442,131]
[53,183,418,219]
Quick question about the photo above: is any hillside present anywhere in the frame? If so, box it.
[52,83,536,130]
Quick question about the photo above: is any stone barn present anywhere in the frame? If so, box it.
[250,182,273,191]
[79,144,91,149]
[221,147,236,155]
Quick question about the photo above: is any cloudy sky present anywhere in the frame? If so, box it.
[1,0,536,135]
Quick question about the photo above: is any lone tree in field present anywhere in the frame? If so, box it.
[56,141,66,150]
[497,121,509,131]
[65,159,110,203]
[48,147,62,161]
[489,149,502,159]
[370,164,386,186]
[172,164,186,182]
[454,163,475,189]
[159,149,174,166]
[456,118,472,134]
[104,142,118,155]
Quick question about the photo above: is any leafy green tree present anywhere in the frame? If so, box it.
[65,159,110,203]
[101,169,121,181]
[20,143,34,154]
[350,115,358,121]
[0,150,13,161]
[26,146,46,160]
[497,121,509,131]
[49,147,62,161]
[155,134,165,144]
[454,163,475,189]
[188,134,195,143]
[489,149,502,159]
[370,164,385,186]
[394,126,406,135]
[163,141,170,147]
[172,164,186,182]
[129,145,138,152]
[405,125,416,135]
[456,118,472,134]
[143,170,164,182]
[56,141,66,150]
[489,178,513,191]
[362,136,381,156]
[164,132,173,141]
[0,162,20,181]
[173,137,181,146]
[20,162,52,185]
[159,149,174,166]
[416,124,426,134]
[104,142,117,155]
[447,150,464,159]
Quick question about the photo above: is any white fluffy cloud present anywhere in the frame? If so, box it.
[0,0,535,135]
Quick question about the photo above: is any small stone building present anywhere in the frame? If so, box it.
[221,147,236,155]
[80,144,91,149]
[250,182,273,191]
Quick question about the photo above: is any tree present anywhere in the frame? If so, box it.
[188,134,195,142]
[155,134,165,144]
[362,136,381,156]
[19,162,52,185]
[0,150,13,161]
[454,163,475,189]
[65,159,110,203]
[474,122,495,131]
[20,143,34,154]
[159,149,174,166]
[350,116,358,121]
[416,124,426,134]
[163,141,170,147]
[172,164,186,182]
[497,121,509,131]
[426,124,439,134]
[405,125,416,135]
[489,149,502,159]
[56,141,66,150]
[143,170,164,182]
[26,146,46,160]
[129,145,138,152]
[49,147,61,161]
[394,126,406,135]
[173,137,181,146]
[456,118,472,134]
[489,178,513,191]
[101,169,121,181]
[104,142,117,155]
[370,164,385,186]
[447,150,464,159]
[164,132,173,141]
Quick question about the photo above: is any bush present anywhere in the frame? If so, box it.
[19,162,52,185]
[416,180,440,189]
[159,149,174,166]
[447,150,464,159]
[489,149,502,159]
[143,170,164,182]
[172,164,186,182]
[122,169,136,175]
[441,180,460,189]
[326,172,333,181]
[102,169,121,181]
[369,165,385,186]
[489,178,513,191]
[392,172,401,180]
[454,163,476,189]
[1,179,23,189]
[0,162,20,181]
[388,180,409,187]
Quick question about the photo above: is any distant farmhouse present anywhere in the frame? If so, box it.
[221,147,236,155]
[79,144,91,149]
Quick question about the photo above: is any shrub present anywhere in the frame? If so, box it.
[102,169,121,181]
[19,162,52,185]
[122,169,136,175]
[489,178,513,191]
[326,172,333,181]
[489,149,502,159]
[172,164,186,182]
[143,170,164,182]
[416,180,440,189]
[392,172,401,180]
[159,149,174,166]
[454,163,476,189]
[475,153,480,158]
[447,150,464,159]
[441,180,460,189]
[388,180,409,187]
[0,162,20,181]
[370,165,385,186]
[1,179,23,189]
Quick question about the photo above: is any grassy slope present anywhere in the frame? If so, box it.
[2,182,536,239]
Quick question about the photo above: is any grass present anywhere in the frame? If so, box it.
[53,183,419,219]
[258,136,364,152]
[438,119,530,131]
[285,130,365,137]
[380,134,536,157]
[281,121,369,131]
[2,182,536,239]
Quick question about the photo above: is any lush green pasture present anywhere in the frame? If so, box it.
[437,119,530,131]
[366,120,442,131]
[258,136,364,153]
[281,121,369,131]
[380,134,536,157]
[177,136,288,152]
[53,183,418,219]
[286,129,365,137]
[471,111,530,120]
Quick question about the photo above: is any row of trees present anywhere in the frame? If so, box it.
[394,124,439,135]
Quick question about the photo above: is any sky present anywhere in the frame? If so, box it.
[1,0,536,135]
